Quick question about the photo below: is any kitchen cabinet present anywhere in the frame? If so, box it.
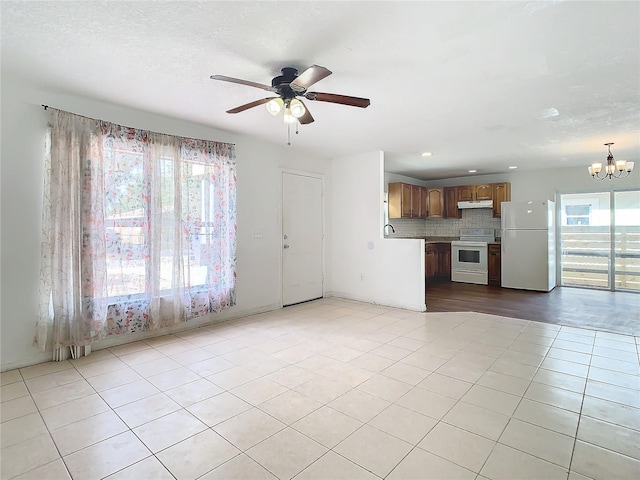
[426,188,444,218]
[388,182,426,219]
[413,185,426,219]
[426,242,451,281]
[492,182,511,218]
[444,186,461,219]
[391,181,510,220]
[425,244,439,281]
[438,243,451,279]
[488,243,501,286]
[458,184,493,202]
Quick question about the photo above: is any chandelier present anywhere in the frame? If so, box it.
[588,143,634,180]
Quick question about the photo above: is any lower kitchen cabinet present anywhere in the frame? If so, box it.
[426,243,451,282]
[426,244,438,281]
[488,243,501,286]
[439,244,451,279]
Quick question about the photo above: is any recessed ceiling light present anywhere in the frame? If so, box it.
[421,152,432,157]
[509,166,518,169]
[468,169,477,173]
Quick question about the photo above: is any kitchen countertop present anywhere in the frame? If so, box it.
[384,236,457,242]
[384,236,501,243]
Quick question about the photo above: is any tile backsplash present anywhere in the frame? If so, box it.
[386,208,501,238]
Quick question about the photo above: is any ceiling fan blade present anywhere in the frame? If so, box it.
[297,100,314,125]
[290,65,332,93]
[226,97,275,114]
[210,75,275,92]
[305,92,370,108]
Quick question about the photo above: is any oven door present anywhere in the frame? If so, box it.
[451,242,488,272]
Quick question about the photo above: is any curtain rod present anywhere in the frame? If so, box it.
[41,104,236,146]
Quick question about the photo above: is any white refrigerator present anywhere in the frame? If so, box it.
[501,200,556,292]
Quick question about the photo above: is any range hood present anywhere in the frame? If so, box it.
[457,200,493,209]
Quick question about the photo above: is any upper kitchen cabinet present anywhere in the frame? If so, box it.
[492,182,511,218]
[458,184,493,202]
[388,182,426,219]
[426,188,444,218]
[444,186,461,219]
[412,185,426,219]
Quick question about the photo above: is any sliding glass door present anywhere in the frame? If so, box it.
[614,190,640,292]
[559,192,611,289]
[559,190,640,292]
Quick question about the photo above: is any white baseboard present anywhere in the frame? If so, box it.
[1,303,283,372]
[92,302,283,350]
[1,351,55,372]
[1,295,432,373]
[326,291,426,312]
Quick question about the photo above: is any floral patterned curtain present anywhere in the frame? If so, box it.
[35,109,236,357]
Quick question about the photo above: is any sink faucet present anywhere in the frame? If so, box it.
[384,224,396,234]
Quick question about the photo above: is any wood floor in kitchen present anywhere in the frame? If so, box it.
[426,281,640,336]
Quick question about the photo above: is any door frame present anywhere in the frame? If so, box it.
[280,168,326,307]
[556,186,639,292]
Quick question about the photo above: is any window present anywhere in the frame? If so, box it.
[105,145,223,298]
[565,204,591,225]
[36,109,237,355]
[100,130,237,334]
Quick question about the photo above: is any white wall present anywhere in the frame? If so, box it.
[328,151,426,312]
[0,76,332,370]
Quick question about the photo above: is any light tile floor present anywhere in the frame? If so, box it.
[1,298,639,480]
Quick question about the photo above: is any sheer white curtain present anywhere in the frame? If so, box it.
[36,110,107,359]
[35,109,237,360]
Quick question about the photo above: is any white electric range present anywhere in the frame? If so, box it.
[451,228,495,285]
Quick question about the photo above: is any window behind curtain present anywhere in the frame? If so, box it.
[37,109,236,355]
[104,141,216,296]
[100,128,237,334]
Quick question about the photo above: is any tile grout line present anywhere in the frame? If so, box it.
[565,334,595,480]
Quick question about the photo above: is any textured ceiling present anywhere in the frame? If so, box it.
[2,1,639,180]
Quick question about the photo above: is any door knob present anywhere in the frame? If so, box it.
[283,244,290,249]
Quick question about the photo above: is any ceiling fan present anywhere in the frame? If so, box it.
[210,65,370,125]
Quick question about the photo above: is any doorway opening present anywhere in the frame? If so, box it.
[559,190,640,292]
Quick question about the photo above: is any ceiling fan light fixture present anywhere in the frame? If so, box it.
[289,98,306,118]
[266,97,284,116]
[210,64,370,146]
[283,106,297,124]
[588,143,634,180]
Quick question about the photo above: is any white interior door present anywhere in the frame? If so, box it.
[282,172,324,306]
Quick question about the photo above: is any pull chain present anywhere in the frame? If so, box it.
[287,122,291,146]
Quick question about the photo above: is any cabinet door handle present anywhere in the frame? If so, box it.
[490,252,498,256]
